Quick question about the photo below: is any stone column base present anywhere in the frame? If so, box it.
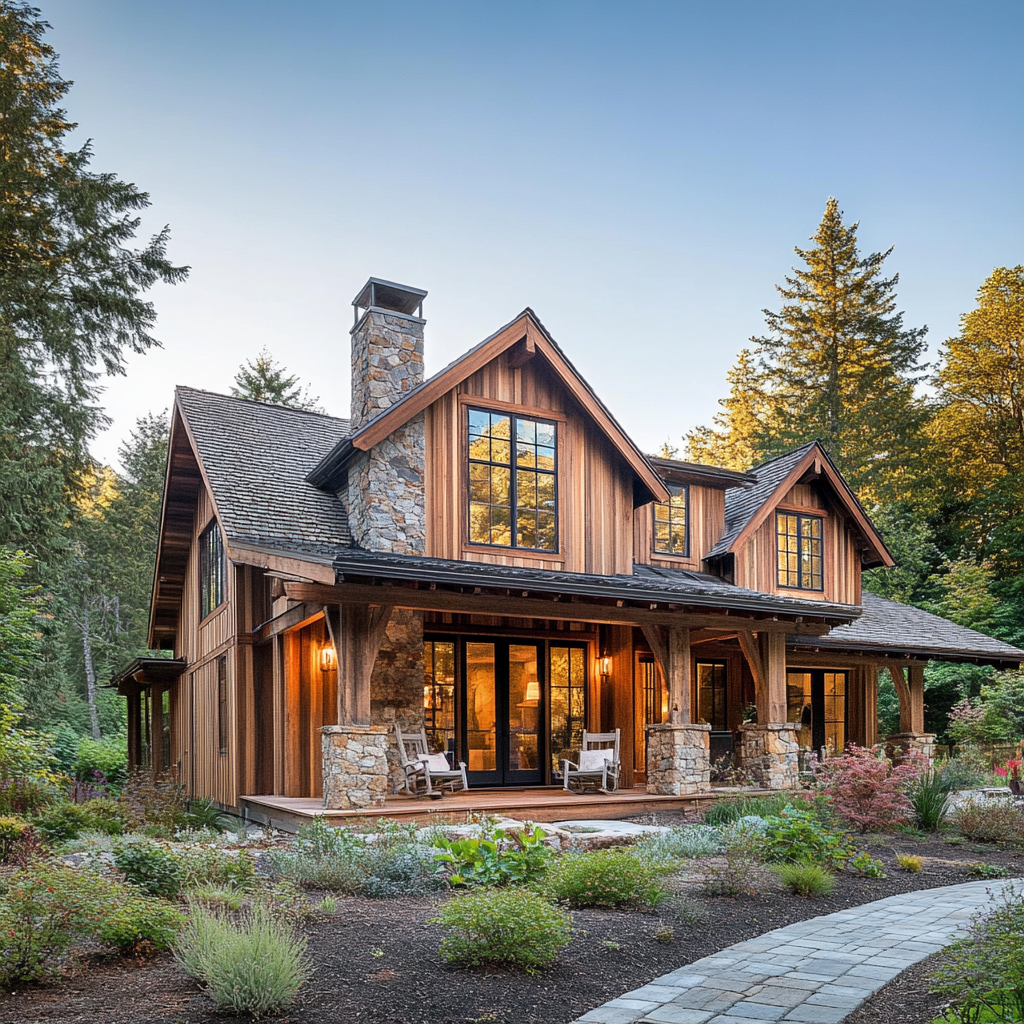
[738,723,801,790]
[887,732,937,767]
[321,725,390,810]
[645,722,711,795]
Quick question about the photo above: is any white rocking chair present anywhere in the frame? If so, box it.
[562,729,621,794]
[395,725,468,798]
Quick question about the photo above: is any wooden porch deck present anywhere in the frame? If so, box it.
[239,785,771,832]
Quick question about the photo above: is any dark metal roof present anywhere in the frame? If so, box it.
[352,277,427,317]
[109,656,187,693]
[649,456,756,490]
[789,591,1024,666]
[332,547,861,622]
[176,387,352,557]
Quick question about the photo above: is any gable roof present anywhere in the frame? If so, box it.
[791,591,1024,667]
[705,442,893,568]
[307,309,670,505]
[174,387,352,558]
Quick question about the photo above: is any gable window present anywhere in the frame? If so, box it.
[653,484,688,556]
[776,512,823,591]
[467,408,557,551]
[200,521,226,619]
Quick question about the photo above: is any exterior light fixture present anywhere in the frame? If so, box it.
[599,656,612,677]
[319,645,336,672]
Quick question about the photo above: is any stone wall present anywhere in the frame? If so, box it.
[350,309,424,432]
[645,722,711,795]
[321,725,390,810]
[738,723,800,790]
[888,732,937,767]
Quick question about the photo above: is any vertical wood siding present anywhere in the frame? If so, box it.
[634,484,727,570]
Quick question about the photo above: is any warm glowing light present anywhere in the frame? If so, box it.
[319,646,336,672]
[423,684,432,708]
[524,680,540,702]
[599,656,612,677]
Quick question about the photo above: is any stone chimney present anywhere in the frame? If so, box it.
[346,278,428,554]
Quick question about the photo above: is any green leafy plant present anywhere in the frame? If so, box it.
[967,862,1009,879]
[118,771,189,832]
[173,901,310,1014]
[896,853,923,872]
[0,815,31,862]
[774,862,836,896]
[433,825,552,886]
[176,845,255,891]
[951,804,1024,847]
[540,849,663,908]
[939,747,994,791]
[95,892,184,952]
[113,837,185,897]
[758,806,855,869]
[850,851,887,878]
[32,798,129,843]
[434,888,572,973]
[184,797,234,833]
[909,770,952,831]
[73,734,128,790]
[702,794,808,826]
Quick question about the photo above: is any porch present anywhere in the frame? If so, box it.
[238,784,774,832]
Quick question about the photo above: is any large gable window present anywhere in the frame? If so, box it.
[653,485,688,556]
[776,512,823,591]
[468,408,557,551]
[200,521,226,619]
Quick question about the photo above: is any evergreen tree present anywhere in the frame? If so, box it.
[0,3,187,561]
[230,348,321,410]
[0,549,40,706]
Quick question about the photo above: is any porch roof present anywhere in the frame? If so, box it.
[109,656,188,695]
[788,591,1024,667]
[331,547,861,622]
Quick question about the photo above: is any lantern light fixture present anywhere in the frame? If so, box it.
[319,645,336,672]
[599,656,612,678]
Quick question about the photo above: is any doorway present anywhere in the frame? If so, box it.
[786,669,847,754]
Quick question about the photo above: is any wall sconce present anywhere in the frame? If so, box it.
[319,645,336,672]
[599,656,612,678]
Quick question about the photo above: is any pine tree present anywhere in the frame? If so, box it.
[0,3,187,560]
[691,200,930,501]
[230,348,321,410]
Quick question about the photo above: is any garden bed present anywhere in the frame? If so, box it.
[3,834,1021,1024]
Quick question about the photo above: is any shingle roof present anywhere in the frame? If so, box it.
[792,591,1024,666]
[175,387,351,558]
[330,547,861,621]
[706,443,818,560]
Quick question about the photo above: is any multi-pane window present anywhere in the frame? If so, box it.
[776,512,823,591]
[823,671,846,753]
[217,656,228,754]
[653,484,688,555]
[467,408,557,551]
[549,646,586,775]
[423,640,456,755]
[199,521,226,618]
[696,661,727,731]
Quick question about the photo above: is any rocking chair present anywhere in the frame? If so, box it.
[395,725,468,798]
[562,729,621,794]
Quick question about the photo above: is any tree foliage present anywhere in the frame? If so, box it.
[230,348,320,410]
[0,549,40,705]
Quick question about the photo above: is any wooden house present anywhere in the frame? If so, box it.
[115,278,1024,820]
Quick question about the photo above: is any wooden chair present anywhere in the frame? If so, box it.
[395,725,468,798]
[562,729,621,794]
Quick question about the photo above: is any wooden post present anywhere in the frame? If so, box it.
[641,624,691,723]
[325,603,393,727]
[889,665,914,734]
[907,663,925,734]
[864,665,879,747]
[765,632,787,724]
[737,630,767,723]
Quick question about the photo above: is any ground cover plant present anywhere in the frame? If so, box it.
[432,822,552,886]
[773,862,835,896]
[540,848,665,908]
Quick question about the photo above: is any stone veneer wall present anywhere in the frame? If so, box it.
[350,309,424,431]
[321,725,390,809]
[738,723,801,790]
[888,732,937,767]
[645,722,711,795]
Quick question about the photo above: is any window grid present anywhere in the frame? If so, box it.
[200,521,225,619]
[696,661,727,731]
[653,484,688,556]
[776,512,823,591]
[467,408,557,551]
[216,656,228,754]
[424,640,457,756]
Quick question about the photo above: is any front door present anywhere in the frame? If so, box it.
[786,669,847,754]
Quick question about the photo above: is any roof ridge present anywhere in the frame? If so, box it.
[175,385,349,424]
[749,440,819,475]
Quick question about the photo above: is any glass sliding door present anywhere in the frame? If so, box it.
[549,645,586,778]
[466,642,498,777]
[786,669,847,755]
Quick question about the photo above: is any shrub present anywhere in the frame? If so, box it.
[434,888,572,972]
[113,837,185,897]
[74,734,128,790]
[698,847,776,897]
[95,892,184,952]
[0,815,31,862]
[174,902,310,1014]
[909,770,952,831]
[33,798,129,843]
[850,852,887,878]
[774,862,835,896]
[703,793,808,826]
[540,849,663,908]
[816,745,920,832]
[118,771,189,832]
[433,824,552,886]
[939,746,992,790]
[967,862,1009,879]
[0,778,56,816]
[757,806,854,869]
[631,824,724,866]
[950,803,1024,847]
[896,854,922,872]
[184,797,233,832]
[176,845,255,891]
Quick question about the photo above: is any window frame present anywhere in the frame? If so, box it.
[652,483,690,558]
[199,520,226,620]
[695,660,728,731]
[775,511,824,592]
[465,406,559,554]
[216,656,229,755]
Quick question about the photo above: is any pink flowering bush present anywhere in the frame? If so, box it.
[816,745,921,833]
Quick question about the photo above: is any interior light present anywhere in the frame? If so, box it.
[525,680,541,702]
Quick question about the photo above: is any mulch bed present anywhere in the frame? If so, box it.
[2,834,1020,1024]
[843,952,950,1024]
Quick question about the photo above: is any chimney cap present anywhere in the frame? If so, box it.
[352,277,427,318]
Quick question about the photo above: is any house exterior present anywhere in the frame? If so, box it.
[116,278,1024,813]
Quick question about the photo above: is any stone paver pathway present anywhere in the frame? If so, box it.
[573,879,1023,1024]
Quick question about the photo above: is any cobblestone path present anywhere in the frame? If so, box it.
[573,878,1023,1024]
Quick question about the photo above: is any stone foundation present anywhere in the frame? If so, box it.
[738,723,800,790]
[645,722,711,795]
[888,732,937,767]
[321,725,390,810]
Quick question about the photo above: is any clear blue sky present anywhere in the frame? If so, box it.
[41,1,1024,468]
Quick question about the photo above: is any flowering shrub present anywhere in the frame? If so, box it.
[816,745,920,833]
